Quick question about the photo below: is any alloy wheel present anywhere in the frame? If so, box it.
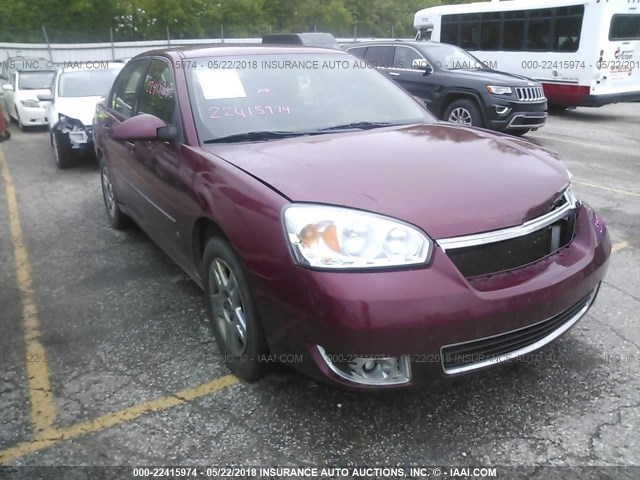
[208,258,248,356]
[448,107,473,125]
[101,166,116,217]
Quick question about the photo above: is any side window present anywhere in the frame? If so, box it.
[393,47,424,70]
[526,9,553,51]
[459,14,481,50]
[348,47,368,60]
[137,59,176,126]
[441,15,460,44]
[480,12,501,50]
[503,11,526,51]
[110,60,148,118]
[363,46,394,68]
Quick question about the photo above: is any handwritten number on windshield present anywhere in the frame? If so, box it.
[209,105,292,119]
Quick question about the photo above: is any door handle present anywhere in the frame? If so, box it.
[124,141,136,152]
[389,72,400,77]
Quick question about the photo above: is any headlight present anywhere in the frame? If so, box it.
[283,204,432,269]
[21,99,40,108]
[486,85,512,95]
[58,114,84,133]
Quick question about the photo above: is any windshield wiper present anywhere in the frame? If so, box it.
[203,130,307,144]
[318,121,397,132]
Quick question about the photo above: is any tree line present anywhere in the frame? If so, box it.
[0,0,473,43]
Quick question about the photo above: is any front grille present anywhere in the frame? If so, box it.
[445,210,575,278]
[515,86,545,102]
[441,288,597,374]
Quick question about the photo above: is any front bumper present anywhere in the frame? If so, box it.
[487,99,547,132]
[253,204,610,389]
[54,122,93,150]
[17,105,48,126]
[583,90,640,107]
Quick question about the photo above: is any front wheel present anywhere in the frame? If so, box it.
[443,99,484,128]
[203,237,267,381]
[52,130,73,169]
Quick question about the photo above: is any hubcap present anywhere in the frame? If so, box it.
[101,167,116,216]
[208,258,247,356]
[448,107,473,125]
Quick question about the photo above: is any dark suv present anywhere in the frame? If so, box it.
[346,41,547,135]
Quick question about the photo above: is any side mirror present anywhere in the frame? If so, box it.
[2,84,13,92]
[38,93,53,102]
[113,114,178,142]
[412,58,433,75]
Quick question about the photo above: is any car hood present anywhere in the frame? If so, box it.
[445,69,538,85]
[204,123,570,239]
[17,88,50,103]
[56,96,104,126]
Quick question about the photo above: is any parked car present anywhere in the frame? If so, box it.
[0,56,51,83]
[93,45,610,389]
[262,33,342,49]
[2,69,55,130]
[346,41,547,135]
[38,63,124,168]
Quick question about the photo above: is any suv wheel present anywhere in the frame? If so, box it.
[444,99,484,128]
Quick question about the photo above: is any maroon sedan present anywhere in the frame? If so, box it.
[93,46,610,389]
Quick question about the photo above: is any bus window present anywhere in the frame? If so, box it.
[441,15,459,44]
[609,14,640,41]
[503,11,525,51]
[554,6,584,51]
[460,14,481,49]
[481,12,501,50]
[526,9,553,51]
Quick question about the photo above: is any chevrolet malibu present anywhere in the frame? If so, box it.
[93,46,610,389]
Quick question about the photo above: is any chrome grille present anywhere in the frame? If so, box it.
[515,86,545,102]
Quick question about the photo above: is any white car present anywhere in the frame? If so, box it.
[38,63,124,168]
[2,70,55,130]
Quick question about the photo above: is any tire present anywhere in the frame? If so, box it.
[100,159,130,229]
[52,130,73,169]
[15,108,26,131]
[202,237,267,381]
[443,99,484,128]
[510,129,531,137]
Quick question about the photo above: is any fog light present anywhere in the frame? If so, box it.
[495,106,510,115]
[317,346,411,386]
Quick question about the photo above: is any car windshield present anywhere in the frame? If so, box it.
[18,71,55,90]
[187,53,433,143]
[422,44,488,71]
[59,69,122,97]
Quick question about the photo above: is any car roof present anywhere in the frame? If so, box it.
[131,44,349,61]
[347,40,453,49]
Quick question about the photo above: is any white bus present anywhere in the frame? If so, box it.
[414,0,640,107]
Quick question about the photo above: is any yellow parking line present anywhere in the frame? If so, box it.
[0,146,56,436]
[612,241,630,253]
[0,375,239,464]
[573,180,640,198]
